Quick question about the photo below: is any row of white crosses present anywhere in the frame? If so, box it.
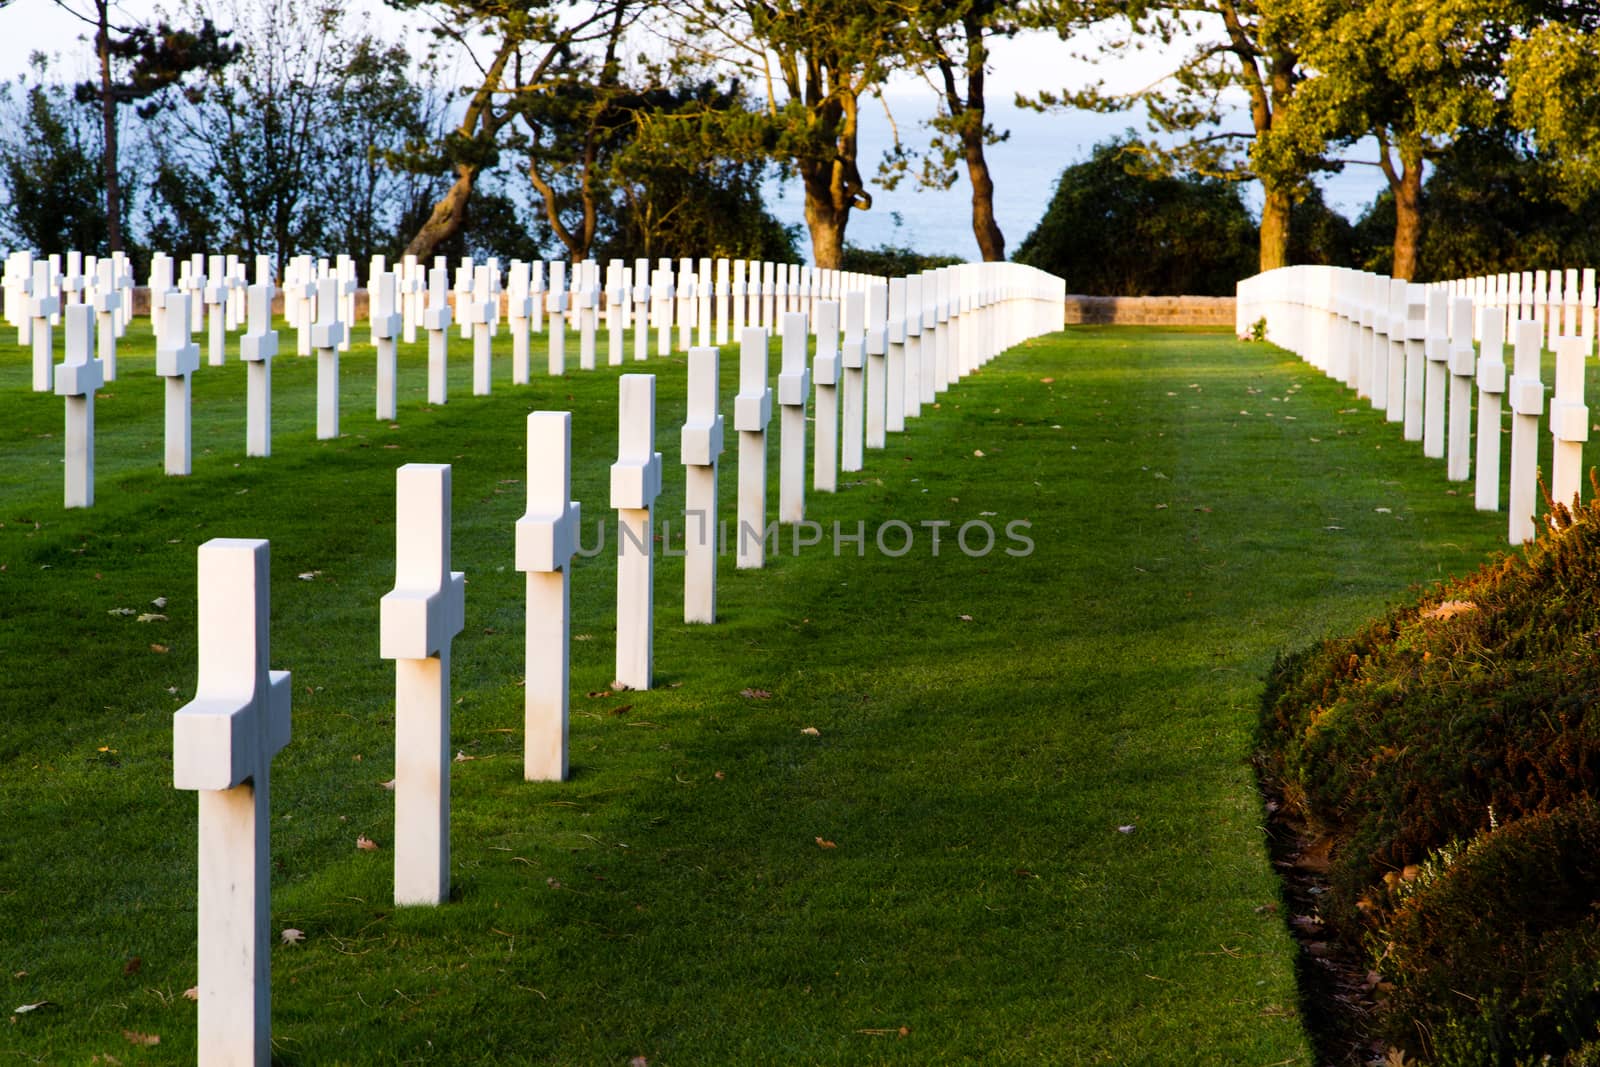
[1237,264,1597,545]
[165,258,1068,1065]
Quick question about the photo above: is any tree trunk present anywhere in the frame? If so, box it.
[97,0,122,253]
[1259,182,1290,272]
[1391,152,1424,281]
[403,165,477,261]
[963,129,1004,261]
[802,165,848,269]
[958,14,1004,262]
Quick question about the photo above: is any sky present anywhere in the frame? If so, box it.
[1,0,1390,259]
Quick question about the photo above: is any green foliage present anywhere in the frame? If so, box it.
[1287,185,1357,267]
[0,60,113,253]
[839,243,962,277]
[1013,138,1257,295]
[1259,483,1600,1061]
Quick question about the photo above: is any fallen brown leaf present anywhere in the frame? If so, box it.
[122,957,141,975]
[379,779,396,790]
[355,836,379,851]
[121,1031,159,1047]
[182,987,198,1001]
[800,726,820,736]
[281,928,305,944]
[149,643,169,654]
[453,751,477,762]
[740,688,771,699]
[815,837,837,849]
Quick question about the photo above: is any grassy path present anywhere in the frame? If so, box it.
[0,324,1509,1063]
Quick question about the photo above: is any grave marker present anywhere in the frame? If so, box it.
[812,301,841,493]
[312,277,346,439]
[654,261,674,357]
[886,278,907,434]
[91,258,121,380]
[778,311,812,522]
[1508,320,1545,544]
[1447,297,1475,482]
[56,304,102,508]
[379,464,465,907]
[677,257,696,352]
[1551,333,1589,511]
[578,261,599,370]
[547,261,569,376]
[467,265,495,395]
[736,327,773,569]
[1475,307,1507,513]
[205,254,228,366]
[508,261,533,384]
[373,271,402,419]
[30,260,59,392]
[865,280,888,449]
[904,274,924,421]
[633,257,651,362]
[682,347,724,623]
[606,260,627,366]
[423,265,452,405]
[158,292,201,476]
[516,412,581,781]
[840,291,866,473]
[172,537,290,1067]
[1422,289,1449,459]
[611,375,663,691]
[241,282,279,458]
[716,258,732,345]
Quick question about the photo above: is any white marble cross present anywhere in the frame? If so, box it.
[682,347,724,623]
[373,271,402,419]
[578,261,599,371]
[241,282,278,458]
[697,256,714,348]
[206,254,229,367]
[918,271,938,406]
[715,258,732,345]
[1474,307,1507,513]
[778,311,811,523]
[158,292,201,476]
[508,260,533,384]
[547,261,569,376]
[486,257,502,338]
[606,260,627,367]
[30,260,59,392]
[840,291,866,473]
[172,537,291,1067]
[187,254,207,332]
[611,374,663,691]
[312,277,345,439]
[1551,333,1589,512]
[423,265,453,405]
[529,260,546,336]
[1379,278,1404,420]
[56,304,102,508]
[454,258,474,341]
[653,262,674,357]
[735,327,773,570]
[1421,289,1450,461]
[885,278,907,434]
[676,257,696,353]
[516,412,581,781]
[336,256,357,352]
[92,259,122,381]
[632,258,651,362]
[812,301,841,493]
[380,464,465,907]
[401,255,422,344]
[1399,284,1425,442]
[1508,320,1546,543]
[865,280,888,450]
[761,261,777,328]
[290,256,316,357]
[732,259,748,337]
[1446,297,1476,483]
[468,265,495,396]
[149,253,174,350]
[904,274,924,421]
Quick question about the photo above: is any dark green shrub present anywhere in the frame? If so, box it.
[1258,488,1600,1060]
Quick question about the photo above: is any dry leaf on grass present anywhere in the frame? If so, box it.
[13,1001,53,1014]
[151,597,167,608]
[355,836,379,851]
[740,688,771,700]
[136,613,166,624]
[121,1031,159,1047]
[800,726,820,736]
[958,614,973,622]
[280,928,305,944]
[182,987,198,1001]
[149,644,169,654]
[453,751,477,762]
[379,779,396,790]
[815,837,837,849]
[122,957,141,975]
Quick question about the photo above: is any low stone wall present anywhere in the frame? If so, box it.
[1063,294,1236,326]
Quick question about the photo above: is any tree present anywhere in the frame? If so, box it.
[1012,137,1257,295]
[1027,0,1322,274]
[159,0,440,264]
[680,0,905,268]
[1280,0,1507,279]
[896,0,1019,262]
[387,0,629,260]
[0,56,118,254]
[1506,13,1600,206]
[50,0,235,253]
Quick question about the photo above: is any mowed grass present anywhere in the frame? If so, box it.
[0,316,1513,1064]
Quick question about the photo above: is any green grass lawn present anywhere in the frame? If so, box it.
[0,317,1515,1064]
